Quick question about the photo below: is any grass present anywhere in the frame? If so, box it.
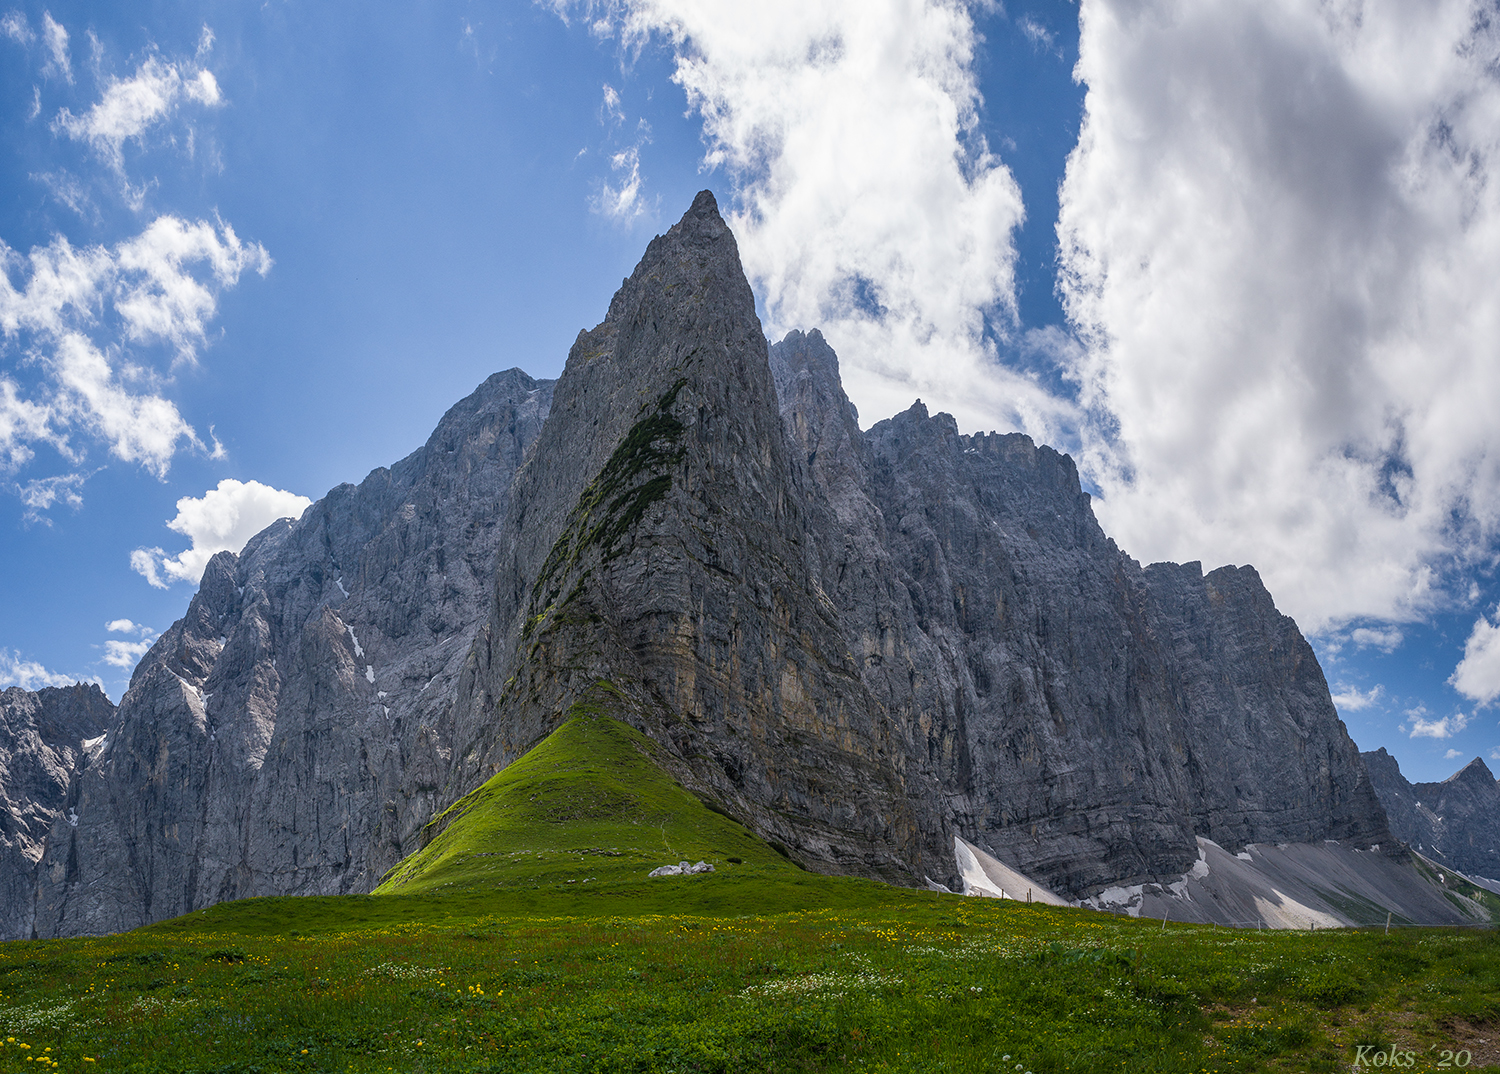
[3,712,1499,1072]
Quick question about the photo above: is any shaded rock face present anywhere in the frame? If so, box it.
[770,328,1390,894]
[449,192,931,881]
[1363,749,1500,879]
[32,371,553,938]
[0,684,112,939]
[450,192,1389,895]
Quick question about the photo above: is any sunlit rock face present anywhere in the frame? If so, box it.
[32,371,553,938]
[1364,749,1500,880]
[0,684,112,940]
[24,191,1393,936]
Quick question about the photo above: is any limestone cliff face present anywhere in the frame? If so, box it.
[450,194,1388,894]
[449,192,932,881]
[1363,749,1500,879]
[21,191,1394,935]
[32,371,552,937]
[0,684,112,939]
[770,329,1389,893]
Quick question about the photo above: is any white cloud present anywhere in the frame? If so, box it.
[591,145,646,222]
[1018,16,1060,56]
[564,0,1073,443]
[1451,613,1500,705]
[105,618,147,634]
[1351,627,1404,653]
[1331,683,1383,713]
[1056,0,1500,631]
[0,648,80,690]
[0,217,270,482]
[1491,748,1500,762]
[40,12,70,83]
[17,470,86,523]
[1,11,32,45]
[53,52,221,179]
[132,478,311,587]
[1407,705,1471,740]
[1446,748,1465,760]
[102,637,152,669]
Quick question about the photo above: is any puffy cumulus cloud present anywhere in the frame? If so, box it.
[1330,683,1383,713]
[54,52,221,179]
[132,478,311,588]
[0,216,270,485]
[1351,627,1405,653]
[1451,613,1500,705]
[1446,748,1465,761]
[0,648,84,690]
[103,638,152,669]
[102,620,158,671]
[1405,706,1470,740]
[561,0,1073,442]
[1057,0,1500,631]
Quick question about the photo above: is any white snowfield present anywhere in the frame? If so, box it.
[954,837,1068,905]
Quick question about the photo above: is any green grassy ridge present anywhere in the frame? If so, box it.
[373,709,796,898]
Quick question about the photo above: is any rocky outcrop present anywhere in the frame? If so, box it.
[0,683,112,939]
[31,371,553,938]
[1363,749,1500,880]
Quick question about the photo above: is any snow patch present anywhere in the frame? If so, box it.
[365,665,375,684]
[67,808,79,827]
[335,576,349,598]
[346,625,364,658]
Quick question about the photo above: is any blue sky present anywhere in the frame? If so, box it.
[2,0,1498,783]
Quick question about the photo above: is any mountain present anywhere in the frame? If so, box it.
[13,192,1400,937]
[0,683,113,940]
[27,370,552,938]
[1363,748,1500,880]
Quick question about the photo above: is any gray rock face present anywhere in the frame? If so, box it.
[19,191,1394,936]
[449,192,932,882]
[451,192,1389,895]
[32,370,553,937]
[1363,749,1500,879]
[0,684,112,939]
[771,328,1389,893]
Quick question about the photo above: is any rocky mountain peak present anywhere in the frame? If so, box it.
[1448,756,1496,787]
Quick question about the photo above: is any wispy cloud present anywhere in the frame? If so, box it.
[1017,16,1059,57]
[40,11,70,83]
[52,47,221,203]
[591,145,646,223]
[1405,705,1470,740]
[17,470,86,523]
[1,11,32,45]
[0,647,85,690]
[132,477,311,587]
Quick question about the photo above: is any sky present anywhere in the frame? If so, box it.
[1,0,1498,783]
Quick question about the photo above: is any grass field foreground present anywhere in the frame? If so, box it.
[2,712,1498,1072]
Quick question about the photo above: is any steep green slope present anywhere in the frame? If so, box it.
[374,705,794,897]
